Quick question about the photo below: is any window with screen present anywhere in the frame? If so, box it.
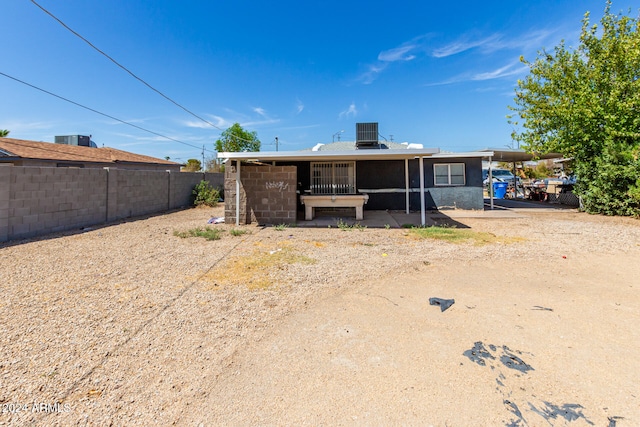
[434,163,465,186]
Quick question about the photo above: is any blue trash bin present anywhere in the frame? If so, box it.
[492,182,508,199]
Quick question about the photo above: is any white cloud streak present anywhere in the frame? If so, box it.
[339,102,358,119]
[432,34,503,58]
[184,114,228,129]
[471,62,528,81]
[357,34,431,84]
[378,44,417,62]
[432,28,557,58]
[425,60,528,86]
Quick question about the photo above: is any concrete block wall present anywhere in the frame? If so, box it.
[169,172,202,209]
[224,164,297,225]
[204,172,224,193]
[113,170,169,220]
[0,165,13,242]
[3,166,108,241]
[0,166,223,242]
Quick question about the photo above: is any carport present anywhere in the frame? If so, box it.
[478,148,563,210]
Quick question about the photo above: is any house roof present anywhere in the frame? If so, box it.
[308,141,414,151]
[0,137,180,166]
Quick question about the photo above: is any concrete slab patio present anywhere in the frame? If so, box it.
[293,198,571,228]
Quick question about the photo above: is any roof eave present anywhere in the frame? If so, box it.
[217,148,444,162]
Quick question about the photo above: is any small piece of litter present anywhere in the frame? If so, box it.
[429,297,455,312]
[208,217,225,224]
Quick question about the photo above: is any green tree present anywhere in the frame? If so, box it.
[183,158,202,172]
[509,1,640,216]
[215,123,260,153]
[0,130,10,137]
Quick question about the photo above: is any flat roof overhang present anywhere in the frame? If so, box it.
[223,148,495,226]
[217,148,492,162]
[479,148,562,163]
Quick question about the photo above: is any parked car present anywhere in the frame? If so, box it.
[482,169,520,185]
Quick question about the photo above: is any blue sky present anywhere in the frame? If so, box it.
[2,0,637,162]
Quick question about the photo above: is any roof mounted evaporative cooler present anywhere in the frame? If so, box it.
[355,122,379,149]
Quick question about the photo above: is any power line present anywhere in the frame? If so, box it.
[29,0,221,131]
[30,0,258,146]
[0,71,213,153]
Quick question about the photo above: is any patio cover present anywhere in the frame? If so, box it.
[478,148,563,163]
[217,148,492,226]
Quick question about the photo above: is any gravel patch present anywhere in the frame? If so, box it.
[1,206,639,425]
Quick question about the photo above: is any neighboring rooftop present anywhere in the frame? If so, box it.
[0,137,180,167]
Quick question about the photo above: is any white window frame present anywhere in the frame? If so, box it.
[310,161,356,194]
[434,163,466,186]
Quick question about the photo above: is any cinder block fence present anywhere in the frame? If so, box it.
[0,165,222,242]
[224,164,297,225]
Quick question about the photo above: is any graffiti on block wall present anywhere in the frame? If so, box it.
[265,181,289,192]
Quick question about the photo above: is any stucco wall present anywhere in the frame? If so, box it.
[356,157,484,210]
[0,165,223,242]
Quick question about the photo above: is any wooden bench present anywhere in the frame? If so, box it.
[299,194,369,220]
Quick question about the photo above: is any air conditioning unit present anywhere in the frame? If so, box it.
[355,122,379,149]
[55,135,97,148]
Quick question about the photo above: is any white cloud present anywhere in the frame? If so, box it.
[183,107,282,131]
[339,102,358,119]
[424,60,528,86]
[4,120,55,133]
[471,62,528,81]
[296,99,304,114]
[357,63,389,85]
[432,34,503,58]
[378,45,417,62]
[432,28,557,58]
[357,34,430,84]
[184,114,228,129]
[240,118,280,127]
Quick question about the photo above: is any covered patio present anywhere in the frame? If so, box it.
[218,148,490,227]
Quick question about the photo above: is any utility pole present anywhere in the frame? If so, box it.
[201,145,205,172]
[275,136,279,152]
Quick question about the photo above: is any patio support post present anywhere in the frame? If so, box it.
[405,158,410,214]
[419,156,425,226]
[489,156,494,210]
[235,159,241,226]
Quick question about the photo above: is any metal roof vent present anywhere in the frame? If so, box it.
[355,122,379,149]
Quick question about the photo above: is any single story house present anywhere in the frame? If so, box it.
[218,123,492,226]
[0,137,181,171]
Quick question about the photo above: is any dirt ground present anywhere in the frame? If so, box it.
[1,205,639,426]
